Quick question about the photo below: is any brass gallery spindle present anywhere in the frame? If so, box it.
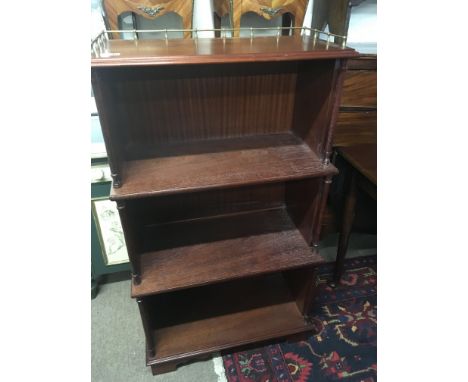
[91,27,348,52]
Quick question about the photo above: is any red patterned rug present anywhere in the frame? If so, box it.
[222,255,377,381]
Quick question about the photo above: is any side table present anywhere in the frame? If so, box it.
[333,143,376,284]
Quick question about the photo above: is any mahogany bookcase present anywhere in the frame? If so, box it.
[91,34,357,375]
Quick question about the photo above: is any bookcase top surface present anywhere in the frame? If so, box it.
[91,35,358,67]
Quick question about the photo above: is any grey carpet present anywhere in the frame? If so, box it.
[92,280,219,382]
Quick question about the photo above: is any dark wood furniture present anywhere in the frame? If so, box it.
[311,0,367,44]
[91,35,357,374]
[335,54,377,148]
[333,144,376,284]
[331,54,376,283]
[214,0,309,37]
[213,0,231,36]
[318,54,376,238]
[103,0,194,39]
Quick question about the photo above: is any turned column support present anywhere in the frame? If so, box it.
[116,200,141,284]
[311,175,333,247]
[111,173,122,188]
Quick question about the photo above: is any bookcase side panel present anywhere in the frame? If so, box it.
[283,266,320,318]
[137,298,156,358]
[323,58,349,161]
[92,69,126,187]
[285,178,322,246]
[291,59,343,162]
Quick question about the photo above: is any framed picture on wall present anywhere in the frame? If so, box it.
[91,197,129,265]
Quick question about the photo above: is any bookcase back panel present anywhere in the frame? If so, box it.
[96,62,302,159]
[123,179,323,252]
[127,183,285,226]
[144,273,297,329]
[286,177,323,244]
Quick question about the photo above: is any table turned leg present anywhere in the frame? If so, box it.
[333,169,357,285]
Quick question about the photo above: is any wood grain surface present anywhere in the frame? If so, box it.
[341,70,377,108]
[333,54,376,147]
[91,36,349,374]
[213,0,231,18]
[232,0,309,37]
[103,0,194,39]
[141,272,317,365]
[334,111,377,147]
[91,35,358,67]
[100,62,298,150]
[110,133,337,200]
[347,54,377,70]
[127,183,286,226]
[131,207,323,297]
[338,144,377,185]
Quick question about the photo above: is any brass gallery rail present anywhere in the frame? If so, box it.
[91,26,348,57]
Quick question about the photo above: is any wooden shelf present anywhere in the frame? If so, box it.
[111,133,337,201]
[91,35,358,68]
[132,208,323,297]
[144,272,316,366]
